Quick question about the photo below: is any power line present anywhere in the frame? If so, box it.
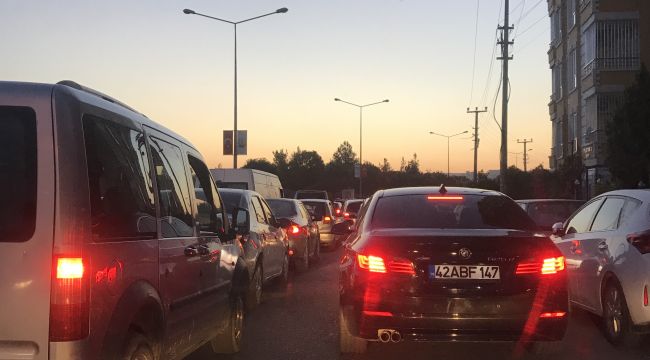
[513,0,526,39]
[516,13,547,38]
[479,0,504,105]
[516,25,550,53]
[519,0,544,23]
[468,0,481,106]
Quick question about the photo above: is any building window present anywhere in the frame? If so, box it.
[567,0,576,30]
[597,93,625,131]
[582,19,640,76]
[568,112,578,154]
[552,64,563,100]
[551,10,562,46]
[553,120,563,158]
[568,49,577,91]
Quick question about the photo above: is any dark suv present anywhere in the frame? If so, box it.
[0,81,248,360]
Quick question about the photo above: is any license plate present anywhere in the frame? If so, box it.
[429,265,500,280]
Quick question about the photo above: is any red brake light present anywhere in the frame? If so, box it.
[336,209,341,215]
[290,225,301,234]
[357,254,415,275]
[362,310,393,317]
[344,212,350,218]
[50,256,89,341]
[56,258,84,279]
[427,195,464,201]
[628,230,650,254]
[645,286,648,307]
[539,311,566,318]
[323,216,332,223]
[516,256,565,275]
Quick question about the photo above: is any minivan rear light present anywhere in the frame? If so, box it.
[627,230,650,254]
[50,256,89,341]
[516,256,565,275]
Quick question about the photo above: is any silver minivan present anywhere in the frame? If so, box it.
[0,81,249,359]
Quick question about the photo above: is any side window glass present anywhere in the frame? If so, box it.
[619,198,642,228]
[188,156,224,235]
[300,205,310,222]
[590,197,626,232]
[259,199,276,225]
[149,137,194,238]
[566,198,604,234]
[251,197,267,224]
[83,116,156,241]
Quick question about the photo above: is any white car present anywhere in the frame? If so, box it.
[552,189,650,346]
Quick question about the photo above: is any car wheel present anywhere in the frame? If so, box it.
[211,296,245,354]
[246,265,263,311]
[602,280,640,347]
[339,309,367,354]
[295,245,309,273]
[121,332,156,360]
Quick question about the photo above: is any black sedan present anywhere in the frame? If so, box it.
[337,186,568,355]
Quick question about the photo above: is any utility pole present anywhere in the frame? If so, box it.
[497,0,513,193]
[467,107,488,182]
[517,138,533,171]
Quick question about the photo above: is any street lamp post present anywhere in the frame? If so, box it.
[429,130,468,178]
[334,98,389,198]
[183,7,288,168]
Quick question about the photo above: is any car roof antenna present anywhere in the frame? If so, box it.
[439,184,447,194]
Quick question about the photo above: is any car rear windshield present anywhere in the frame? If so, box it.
[303,201,328,218]
[0,106,37,242]
[220,191,243,215]
[371,194,537,231]
[345,201,362,214]
[526,201,584,230]
[267,199,297,218]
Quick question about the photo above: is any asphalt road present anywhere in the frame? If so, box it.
[188,248,650,360]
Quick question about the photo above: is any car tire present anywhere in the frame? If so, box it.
[211,296,245,354]
[295,245,309,273]
[121,332,156,360]
[525,341,562,359]
[246,265,263,311]
[602,279,640,347]
[339,309,367,354]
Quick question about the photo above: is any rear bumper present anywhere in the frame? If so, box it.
[319,232,338,246]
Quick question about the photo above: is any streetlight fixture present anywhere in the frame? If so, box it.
[183,7,288,168]
[334,98,389,197]
[429,130,468,178]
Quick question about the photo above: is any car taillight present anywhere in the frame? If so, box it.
[539,311,566,318]
[50,256,89,341]
[357,254,415,275]
[627,230,650,254]
[323,216,332,224]
[290,225,301,234]
[335,209,341,215]
[344,212,350,218]
[516,256,565,275]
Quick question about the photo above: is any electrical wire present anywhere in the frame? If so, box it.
[479,0,504,105]
[468,0,481,106]
[516,13,548,38]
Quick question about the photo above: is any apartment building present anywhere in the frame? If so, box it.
[547,0,650,197]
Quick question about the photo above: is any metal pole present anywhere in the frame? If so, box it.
[233,24,238,168]
[499,0,511,193]
[359,107,363,198]
[447,137,450,178]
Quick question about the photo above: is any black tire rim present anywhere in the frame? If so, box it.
[604,285,624,339]
[233,298,244,344]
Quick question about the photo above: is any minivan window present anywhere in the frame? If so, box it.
[149,137,194,238]
[0,106,37,242]
[371,194,537,230]
[82,115,156,241]
[189,156,225,235]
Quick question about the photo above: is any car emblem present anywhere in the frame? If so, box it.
[459,248,472,259]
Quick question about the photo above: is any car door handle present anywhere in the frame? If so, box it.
[598,242,608,251]
[184,246,199,257]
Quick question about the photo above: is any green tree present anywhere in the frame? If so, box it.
[606,65,650,187]
[287,148,325,189]
[380,158,392,173]
[272,149,289,184]
[331,141,357,166]
[242,158,276,174]
[404,153,420,174]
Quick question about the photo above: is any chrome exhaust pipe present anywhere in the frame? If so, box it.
[390,330,402,343]
[377,330,391,343]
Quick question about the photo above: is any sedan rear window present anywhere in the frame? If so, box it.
[0,106,37,242]
[267,199,297,218]
[371,194,537,231]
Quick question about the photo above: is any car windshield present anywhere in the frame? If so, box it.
[267,199,297,218]
[526,201,584,230]
[372,194,537,231]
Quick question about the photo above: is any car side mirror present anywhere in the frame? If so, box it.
[332,221,354,235]
[233,207,250,235]
[276,217,291,228]
[552,222,565,236]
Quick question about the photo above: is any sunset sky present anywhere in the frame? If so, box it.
[1,0,551,173]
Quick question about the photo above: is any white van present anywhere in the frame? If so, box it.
[211,168,283,199]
